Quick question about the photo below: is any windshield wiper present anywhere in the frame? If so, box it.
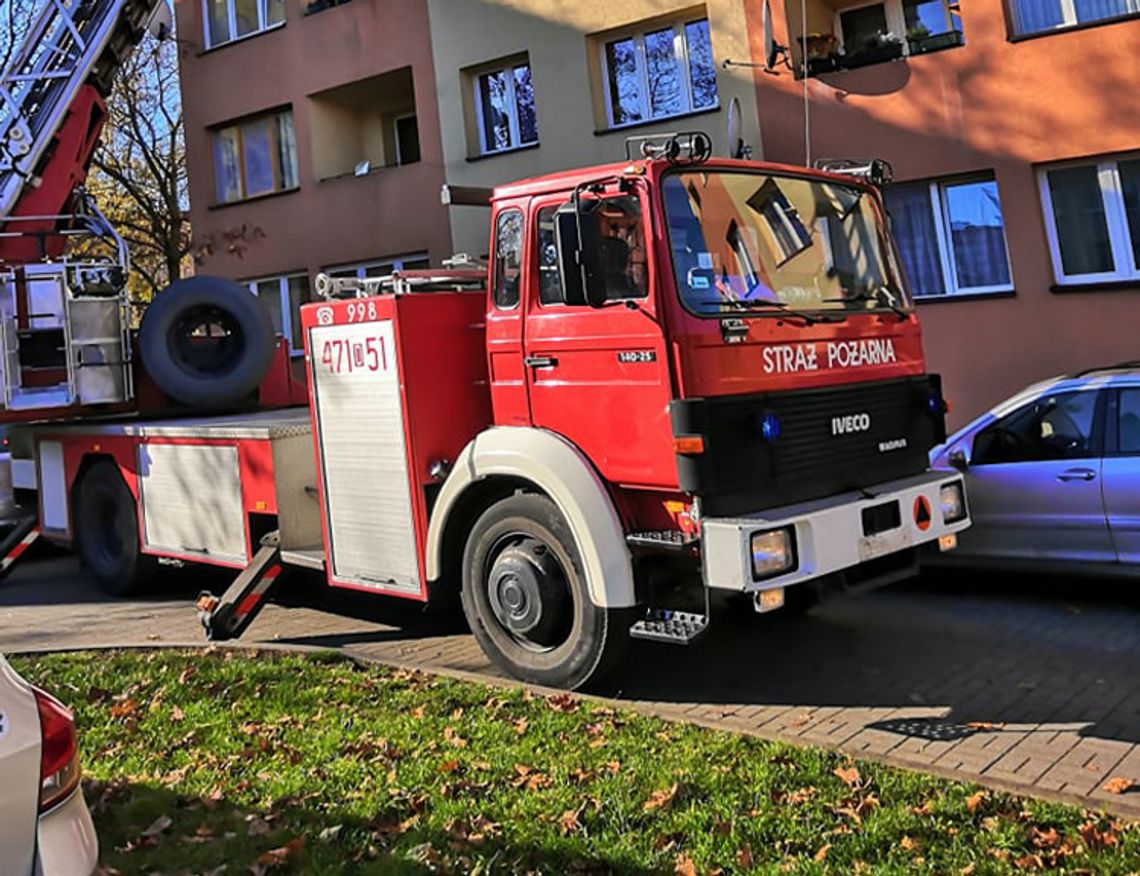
[697,298,821,326]
[822,287,909,321]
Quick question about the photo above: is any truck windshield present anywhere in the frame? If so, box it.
[662,170,911,317]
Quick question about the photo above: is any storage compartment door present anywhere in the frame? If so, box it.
[309,319,421,594]
[138,443,247,564]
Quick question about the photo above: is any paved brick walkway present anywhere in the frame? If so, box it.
[5,554,1140,817]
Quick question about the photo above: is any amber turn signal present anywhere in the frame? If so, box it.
[672,435,705,455]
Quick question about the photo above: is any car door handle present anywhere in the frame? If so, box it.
[524,355,558,369]
[1057,468,1096,482]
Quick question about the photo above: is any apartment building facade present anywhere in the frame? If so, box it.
[747,0,1140,422]
[175,0,452,358]
[177,0,1138,424]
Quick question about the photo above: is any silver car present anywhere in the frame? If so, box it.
[929,364,1140,572]
[0,654,98,875]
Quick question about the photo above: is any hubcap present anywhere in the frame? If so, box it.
[487,536,572,651]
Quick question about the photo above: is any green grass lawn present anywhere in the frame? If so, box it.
[12,649,1140,874]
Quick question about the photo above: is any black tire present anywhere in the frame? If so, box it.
[460,493,633,691]
[74,461,149,596]
[139,275,276,408]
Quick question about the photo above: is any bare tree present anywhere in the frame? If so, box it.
[87,31,190,299]
[0,0,36,77]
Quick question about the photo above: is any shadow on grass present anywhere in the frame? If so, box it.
[87,780,654,875]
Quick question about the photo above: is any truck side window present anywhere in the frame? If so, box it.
[537,195,648,306]
[536,206,563,304]
[493,209,523,309]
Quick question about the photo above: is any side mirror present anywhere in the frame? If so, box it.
[948,448,968,471]
[554,202,607,308]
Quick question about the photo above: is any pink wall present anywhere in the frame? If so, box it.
[174,0,452,283]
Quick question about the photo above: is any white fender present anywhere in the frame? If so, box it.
[425,427,636,608]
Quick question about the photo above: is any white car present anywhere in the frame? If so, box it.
[0,655,98,875]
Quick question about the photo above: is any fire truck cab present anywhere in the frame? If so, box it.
[8,138,970,691]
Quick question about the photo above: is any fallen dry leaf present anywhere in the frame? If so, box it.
[558,808,583,836]
[141,815,172,838]
[833,765,861,787]
[900,836,922,853]
[736,845,754,868]
[1079,820,1120,850]
[814,843,831,862]
[1103,776,1134,795]
[644,783,679,812]
[546,693,580,713]
[443,726,467,748]
[674,853,697,876]
[1014,853,1043,870]
[966,791,986,813]
[257,837,304,868]
[512,718,529,735]
[967,721,1004,732]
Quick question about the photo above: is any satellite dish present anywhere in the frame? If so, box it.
[761,0,786,70]
[725,96,746,160]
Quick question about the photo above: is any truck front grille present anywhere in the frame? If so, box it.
[670,376,946,517]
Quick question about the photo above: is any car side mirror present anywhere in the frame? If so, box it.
[554,201,606,308]
[948,448,968,470]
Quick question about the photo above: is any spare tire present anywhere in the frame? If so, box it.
[140,275,276,408]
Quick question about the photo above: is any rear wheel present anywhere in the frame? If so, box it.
[74,461,149,596]
[460,493,631,691]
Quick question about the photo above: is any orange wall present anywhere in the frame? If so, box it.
[174,0,452,283]
[746,0,1140,427]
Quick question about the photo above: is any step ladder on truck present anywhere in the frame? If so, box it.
[6,137,972,690]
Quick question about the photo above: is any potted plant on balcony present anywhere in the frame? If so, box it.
[840,31,904,69]
[800,32,841,75]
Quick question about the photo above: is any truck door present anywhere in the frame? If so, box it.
[486,204,530,426]
[522,192,675,488]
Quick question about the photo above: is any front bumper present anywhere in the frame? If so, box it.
[701,469,969,592]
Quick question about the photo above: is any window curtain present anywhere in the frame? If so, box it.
[1073,0,1140,22]
[1010,0,1065,33]
[883,185,945,297]
[1047,166,1114,275]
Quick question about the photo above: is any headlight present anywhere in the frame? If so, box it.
[940,482,967,524]
[751,527,797,580]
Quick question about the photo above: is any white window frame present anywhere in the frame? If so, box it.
[472,61,536,156]
[1039,157,1140,286]
[202,0,285,49]
[835,0,959,54]
[325,254,431,280]
[599,18,719,130]
[245,272,306,356]
[212,109,298,205]
[895,175,1014,298]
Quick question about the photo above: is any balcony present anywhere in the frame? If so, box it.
[791,0,965,77]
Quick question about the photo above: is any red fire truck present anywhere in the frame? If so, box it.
[5,131,969,689]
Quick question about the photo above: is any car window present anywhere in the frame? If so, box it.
[972,391,1099,465]
[1119,389,1140,454]
[492,209,523,309]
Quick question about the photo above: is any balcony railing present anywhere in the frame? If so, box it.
[801,28,964,76]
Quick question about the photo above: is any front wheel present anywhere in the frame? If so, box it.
[460,493,631,691]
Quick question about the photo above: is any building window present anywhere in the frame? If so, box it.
[248,274,307,354]
[817,0,962,72]
[1040,157,1140,285]
[203,0,284,49]
[600,16,718,128]
[883,175,1013,298]
[469,58,538,156]
[212,110,298,204]
[1009,0,1140,36]
[326,254,431,280]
